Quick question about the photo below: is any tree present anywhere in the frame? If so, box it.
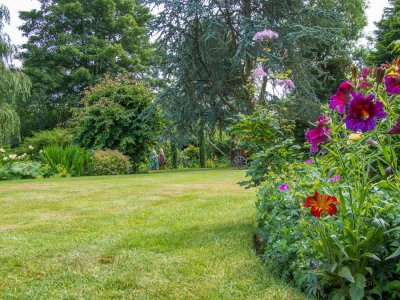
[369,0,400,64]
[0,5,31,146]
[71,75,163,170]
[148,0,367,156]
[18,0,153,135]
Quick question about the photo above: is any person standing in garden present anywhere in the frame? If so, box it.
[159,148,166,169]
[150,149,159,170]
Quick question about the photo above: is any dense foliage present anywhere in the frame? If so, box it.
[18,0,153,135]
[254,62,400,299]
[71,76,162,170]
[19,128,73,153]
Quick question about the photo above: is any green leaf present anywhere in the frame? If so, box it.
[361,252,381,261]
[338,266,354,283]
[386,247,400,260]
[349,273,366,300]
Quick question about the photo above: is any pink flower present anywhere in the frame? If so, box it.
[329,81,354,114]
[304,159,313,164]
[329,175,341,182]
[279,184,290,191]
[253,29,279,41]
[251,67,268,78]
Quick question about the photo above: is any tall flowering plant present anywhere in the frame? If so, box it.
[301,61,400,299]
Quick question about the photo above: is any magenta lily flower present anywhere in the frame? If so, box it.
[330,81,354,114]
[344,92,386,132]
[385,72,400,95]
[306,116,331,153]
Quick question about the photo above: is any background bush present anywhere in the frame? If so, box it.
[92,150,131,176]
[20,128,73,152]
[71,76,163,171]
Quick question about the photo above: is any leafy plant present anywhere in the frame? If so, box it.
[0,161,42,180]
[40,145,92,177]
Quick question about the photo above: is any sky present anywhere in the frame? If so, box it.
[0,0,391,63]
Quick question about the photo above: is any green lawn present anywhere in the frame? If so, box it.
[0,169,304,299]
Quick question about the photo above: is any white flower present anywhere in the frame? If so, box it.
[39,150,43,153]
[0,148,5,153]
[8,154,17,160]
[3,157,8,161]
[28,145,34,150]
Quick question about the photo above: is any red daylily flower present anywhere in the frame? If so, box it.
[304,191,340,218]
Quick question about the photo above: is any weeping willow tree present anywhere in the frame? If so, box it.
[0,5,31,146]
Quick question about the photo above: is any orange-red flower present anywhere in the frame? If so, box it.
[304,191,340,218]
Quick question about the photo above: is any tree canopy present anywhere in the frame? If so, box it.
[19,0,153,135]
[369,0,400,64]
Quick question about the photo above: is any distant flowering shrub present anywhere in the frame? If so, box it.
[92,150,131,176]
[250,67,268,78]
[253,28,279,41]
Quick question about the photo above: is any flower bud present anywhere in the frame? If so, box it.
[376,67,385,85]
[366,137,379,149]
[385,166,393,176]
[351,64,358,81]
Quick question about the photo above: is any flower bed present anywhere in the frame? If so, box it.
[256,61,400,299]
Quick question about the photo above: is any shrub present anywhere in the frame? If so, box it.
[92,150,131,175]
[20,128,73,152]
[254,62,400,299]
[40,144,92,177]
[71,75,163,171]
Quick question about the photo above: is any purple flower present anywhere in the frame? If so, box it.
[385,72,400,95]
[304,159,313,164]
[388,116,400,134]
[305,117,331,153]
[385,167,393,176]
[253,29,279,41]
[310,261,317,270]
[251,67,268,78]
[277,79,295,91]
[329,81,354,114]
[279,184,290,191]
[344,92,387,132]
[329,175,341,182]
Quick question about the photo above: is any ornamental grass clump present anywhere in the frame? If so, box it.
[256,59,400,300]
